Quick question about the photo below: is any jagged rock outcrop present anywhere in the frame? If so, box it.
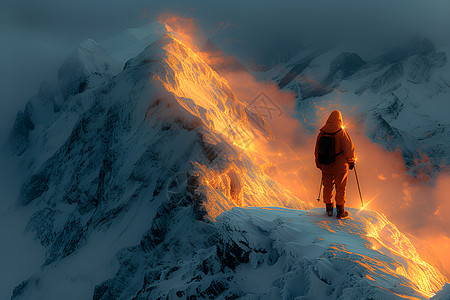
[57,39,121,100]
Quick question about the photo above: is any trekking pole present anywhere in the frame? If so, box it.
[317,177,322,202]
[354,165,364,207]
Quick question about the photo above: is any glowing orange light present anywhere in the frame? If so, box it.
[151,21,450,297]
[355,191,382,214]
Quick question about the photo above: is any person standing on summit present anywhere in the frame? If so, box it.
[315,110,356,219]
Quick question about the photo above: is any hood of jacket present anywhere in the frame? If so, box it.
[321,110,343,133]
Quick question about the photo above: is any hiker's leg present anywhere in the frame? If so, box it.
[335,171,348,206]
[322,172,334,204]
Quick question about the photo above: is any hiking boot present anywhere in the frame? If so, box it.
[336,205,349,219]
[326,203,334,217]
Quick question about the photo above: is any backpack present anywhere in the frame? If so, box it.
[317,129,343,165]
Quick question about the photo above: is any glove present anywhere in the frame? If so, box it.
[348,162,355,170]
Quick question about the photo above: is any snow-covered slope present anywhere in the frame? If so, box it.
[115,207,445,299]
[6,26,307,298]
[8,39,121,174]
[4,23,448,299]
[259,36,450,178]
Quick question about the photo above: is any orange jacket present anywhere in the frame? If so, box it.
[315,110,356,173]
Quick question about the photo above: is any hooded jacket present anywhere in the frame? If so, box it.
[315,110,356,173]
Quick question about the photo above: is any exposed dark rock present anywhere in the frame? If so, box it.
[328,52,366,80]
[44,218,85,266]
[27,208,59,247]
[20,170,50,205]
[11,277,40,300]
[199,280,228,298]
[8,103,35,155]
[216,239,250,271]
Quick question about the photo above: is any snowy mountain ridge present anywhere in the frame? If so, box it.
[3,22,449,299]
[258,35,450,178]
[92,207,448,299]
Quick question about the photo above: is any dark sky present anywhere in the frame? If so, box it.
[1,0,450,140]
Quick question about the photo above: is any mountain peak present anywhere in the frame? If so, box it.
[124,32,273,144]
[5,21,448,300]
[57,38,120,100]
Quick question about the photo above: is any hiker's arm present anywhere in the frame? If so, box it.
[344,131,356,164]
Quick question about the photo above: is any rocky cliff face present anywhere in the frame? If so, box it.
[7,27,309,299]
